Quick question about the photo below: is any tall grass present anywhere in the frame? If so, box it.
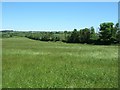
[0,38,2,89]
[2,37,118,88]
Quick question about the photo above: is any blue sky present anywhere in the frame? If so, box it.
[2,2,118,31]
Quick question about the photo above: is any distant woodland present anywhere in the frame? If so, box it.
[1,22,120,45]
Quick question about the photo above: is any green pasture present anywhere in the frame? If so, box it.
[2,37,118,88]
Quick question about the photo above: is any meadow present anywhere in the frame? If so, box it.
[2,37,118,88]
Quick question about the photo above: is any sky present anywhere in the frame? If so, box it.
[2,2,118,31]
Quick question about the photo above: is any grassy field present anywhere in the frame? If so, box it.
[0,38,2,89]
[2,37,118,88]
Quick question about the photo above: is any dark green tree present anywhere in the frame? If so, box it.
[99,22,114,44]
[116,23,120,43]
[79,28,90,43]
[67,29,79,43]
[64,31,67,41]
[90,27,96,40]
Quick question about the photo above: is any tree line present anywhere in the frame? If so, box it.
[67,22,120,45]
[25,22,120,45]
[1,22,120,45]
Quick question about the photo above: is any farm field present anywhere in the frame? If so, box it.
[2,37,118,88]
